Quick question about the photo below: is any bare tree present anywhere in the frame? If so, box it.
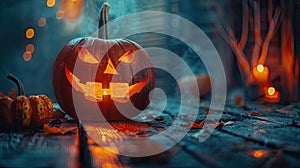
[207,0,284,86]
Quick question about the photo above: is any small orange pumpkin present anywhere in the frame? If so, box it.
[0,74,53,129]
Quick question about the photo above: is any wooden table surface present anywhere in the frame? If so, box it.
[1,98,300,168]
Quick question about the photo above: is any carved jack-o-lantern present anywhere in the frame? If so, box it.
[52,4,155,120]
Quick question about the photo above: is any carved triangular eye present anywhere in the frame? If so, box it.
[104,58,118,74]
[78,47,99,64]
[118,50,134,63]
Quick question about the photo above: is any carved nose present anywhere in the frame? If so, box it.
[104,58,118,74]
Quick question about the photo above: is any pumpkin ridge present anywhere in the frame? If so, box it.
[52,3,155,120]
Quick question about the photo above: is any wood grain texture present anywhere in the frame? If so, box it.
[1,99,300,167]
[0,131,79,167]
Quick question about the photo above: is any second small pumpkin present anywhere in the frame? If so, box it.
[11,95,53,127]
[2,74,54,128]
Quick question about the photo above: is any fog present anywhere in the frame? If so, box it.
[0,0,232,102]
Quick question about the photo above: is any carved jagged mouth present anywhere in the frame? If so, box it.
[65,66,149,103]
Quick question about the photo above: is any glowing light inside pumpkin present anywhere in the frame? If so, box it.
[78,47,99,64]
[38,17,47,27]
[103,90,108,96]
[118,50,135,63]
[65,66,149,103]
[56,10,65,20]
[111,83,130,98]
[128,77,149,97]
[104,58,118,75]
[26,44,35,53]
[25,28,34,39]
[47,0,56,7]
[84,82,104,101]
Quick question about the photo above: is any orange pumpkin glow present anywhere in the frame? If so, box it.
[52,3,154,120]
[53,41,154,120]
[64,65,149,103]
[53,38,155,118]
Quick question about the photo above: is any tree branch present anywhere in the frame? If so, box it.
[215,22,250,76]
[254,0,263,46]
[210,0,250,76]
[238,0,249,49]
[251,0,262,67]
[258,7,282,64]
[268,0,274,25]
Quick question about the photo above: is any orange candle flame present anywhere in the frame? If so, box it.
[264,86,280,103]
[252,64,270,85]
[267,87,275,96]
[256,64,264,73]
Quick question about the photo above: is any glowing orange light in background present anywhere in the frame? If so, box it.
[58,0,84,22]
[252,150,267,158]
[26,44,35,53]
[56,10,65,20]
[38,17,47,27]
[23,51,32,61]
[47,0,56,7]
[256,64,264,73]
[264,86,280,103]
[252,64,270,84]
[25,28,35,39]
[267,87,276,96]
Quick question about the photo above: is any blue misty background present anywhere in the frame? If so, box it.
[0,0,234,102]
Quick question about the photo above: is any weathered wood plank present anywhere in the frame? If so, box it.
[0,108,79,168]
[2,100,299,168]
[0,131,79,167]
[84,119,206,168]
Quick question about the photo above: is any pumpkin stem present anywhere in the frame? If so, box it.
[6,74,25,96]
[99,3,109,39]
